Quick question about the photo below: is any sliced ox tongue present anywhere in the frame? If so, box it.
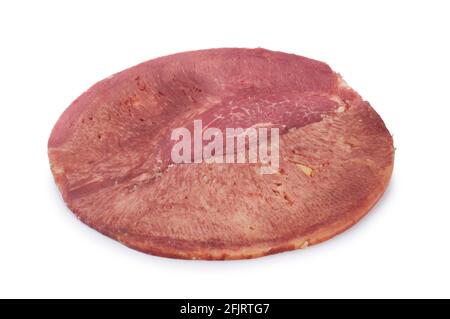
[48,48,394,260]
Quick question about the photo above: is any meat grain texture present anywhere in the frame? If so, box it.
[48,48,394,260]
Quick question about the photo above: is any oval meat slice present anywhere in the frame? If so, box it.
[48,48,394,260]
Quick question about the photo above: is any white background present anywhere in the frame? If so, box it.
[1,0,449,299]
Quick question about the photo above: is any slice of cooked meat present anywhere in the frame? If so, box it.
[48,48,394,260]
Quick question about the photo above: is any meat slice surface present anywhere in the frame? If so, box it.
[48,48,394,260]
